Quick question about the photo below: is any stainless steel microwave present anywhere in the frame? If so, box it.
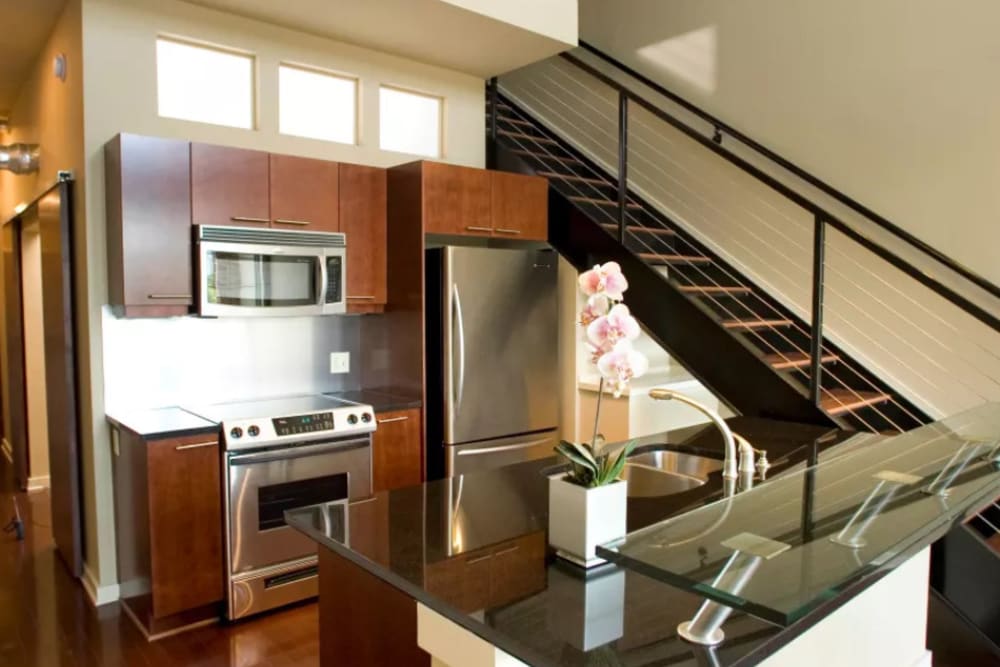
[196,225,347,317]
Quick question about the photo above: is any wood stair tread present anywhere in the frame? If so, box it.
[820,389,892,415]
[639,253,712,264]
[497,130,558,145]
[496,116,534,127]
[678,285,751,295]
[541,172,610,186]
[511,150,580,164]
[601,223,675,236]
[722,318,794,330]
[569,196,643,209]
[763,351,840,370]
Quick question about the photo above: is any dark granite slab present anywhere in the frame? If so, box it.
[288,417,859,667]
[324,387,422,413]
[106,407,219,439]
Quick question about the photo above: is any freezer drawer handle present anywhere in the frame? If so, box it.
[377,416,409,424]
[456,437,550,457]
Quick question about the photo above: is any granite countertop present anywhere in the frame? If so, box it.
[106,407,218,439]
[287,416,855,667]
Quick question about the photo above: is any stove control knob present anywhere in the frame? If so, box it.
[347,414,359,425]
[247,425,260,437]
[229,427,243,440]
[361,413,372,423]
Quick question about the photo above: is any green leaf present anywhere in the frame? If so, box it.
[555,441,598,476]
[598,440,638,486]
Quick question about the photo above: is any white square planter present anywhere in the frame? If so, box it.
[548,474,627,568]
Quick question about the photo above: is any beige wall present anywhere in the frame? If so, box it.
[79,0,488,592]
[579,0,1000,288]
[446,0,578,46]
[0,0,84,485]
[19,220,50,488]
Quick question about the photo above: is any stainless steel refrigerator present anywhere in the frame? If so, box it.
[425,246,559,478]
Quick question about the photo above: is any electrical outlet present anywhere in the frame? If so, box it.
[329,352,350,374]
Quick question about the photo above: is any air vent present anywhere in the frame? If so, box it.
[198,225,346,248]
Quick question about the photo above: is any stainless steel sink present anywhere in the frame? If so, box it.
[622,449,724,498]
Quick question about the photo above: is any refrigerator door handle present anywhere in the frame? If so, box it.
[456,437,551,457]
[453,283,466,417]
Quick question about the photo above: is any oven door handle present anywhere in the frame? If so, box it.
[229,438,369,466]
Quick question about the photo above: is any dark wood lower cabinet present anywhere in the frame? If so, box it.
[318,547,430,666]
[372,408,422,493]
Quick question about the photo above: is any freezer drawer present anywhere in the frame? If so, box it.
[446,430,558,477]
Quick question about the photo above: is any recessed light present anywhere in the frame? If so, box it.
[53,53,67,81]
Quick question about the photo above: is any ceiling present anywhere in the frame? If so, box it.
[0,0,67,116]
[182,0,575,78]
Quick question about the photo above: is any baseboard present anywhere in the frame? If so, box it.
[26,474,49,492]
[1,438,11,463]
[82,563,120,607]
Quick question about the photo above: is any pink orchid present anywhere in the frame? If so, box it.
[597,340,649,398]
[586,304,640,348]
[579,294,610,326]
[578,262,629,300]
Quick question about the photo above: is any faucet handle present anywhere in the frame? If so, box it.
[755,449,771,476]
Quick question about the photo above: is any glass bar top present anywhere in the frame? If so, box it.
[598,403,1000,626]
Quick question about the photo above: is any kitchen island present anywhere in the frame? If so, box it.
[287,408,1000,666]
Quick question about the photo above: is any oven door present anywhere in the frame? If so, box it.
[226,436,371,575]
[198,240,345,316]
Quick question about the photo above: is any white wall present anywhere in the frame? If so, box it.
[579,0,1000,289]
[79,0,488,592]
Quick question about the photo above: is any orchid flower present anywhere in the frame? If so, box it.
[586,303,640,348]
[578,262,628,300]
[579,294,610,326]
[597,340,650,398]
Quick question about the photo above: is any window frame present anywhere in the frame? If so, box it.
[378,83,445,159]
[155,34,258,130]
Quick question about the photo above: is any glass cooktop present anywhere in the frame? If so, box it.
[188,394,362,423]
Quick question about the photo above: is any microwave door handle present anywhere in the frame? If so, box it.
[318,255,328,307]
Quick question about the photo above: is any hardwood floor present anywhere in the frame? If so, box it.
[0,464,320,667]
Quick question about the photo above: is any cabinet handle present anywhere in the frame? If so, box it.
[466,553,493,566]
[174,441,217,451]
[273,218,311,226]
[465,226,492,233]
[348,296,376,300]
[230,216,270,224]
[494,228,523,235]
[147,294,192,300]
[494,544,520,557]
[377,416,409,424]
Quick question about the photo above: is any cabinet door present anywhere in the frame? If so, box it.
[147,435,223,618]
[491,171,548,241]
[191,143,270,227]
[340,163,387,310]
[105,134,193,316]
[372,409,422,493]
[270,154,339,232]
[422,162,492,236]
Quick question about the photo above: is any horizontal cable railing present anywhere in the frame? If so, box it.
[495,49,1000,426]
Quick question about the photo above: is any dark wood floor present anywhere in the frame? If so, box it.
[0,458,997,666]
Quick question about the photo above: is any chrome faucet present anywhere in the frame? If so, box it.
[648,388,756,494]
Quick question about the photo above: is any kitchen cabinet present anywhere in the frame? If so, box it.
[269,154,339,232]
[340,164,388,312]
[424,531,546,613]
[491,171,548,240]
[422,162,492,236]
[112,427,224,636]
[191,143,270,227]
[105,134,193,317]
[372,408,422,493]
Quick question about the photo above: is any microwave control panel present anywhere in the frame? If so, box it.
[325,256,342,304]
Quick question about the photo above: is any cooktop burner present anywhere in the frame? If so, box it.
[188,394,375,451]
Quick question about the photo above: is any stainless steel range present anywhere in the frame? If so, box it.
[190,394,374,620]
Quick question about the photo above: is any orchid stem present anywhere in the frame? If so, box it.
[591,377,604,454]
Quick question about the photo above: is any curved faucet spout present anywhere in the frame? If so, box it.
[648,388,740,483]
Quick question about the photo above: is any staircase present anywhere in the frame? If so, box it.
[489,96,926,433]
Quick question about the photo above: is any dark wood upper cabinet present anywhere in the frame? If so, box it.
[105,134,193,317]
[191,143,270,227]
[340,163,387,311]
[371,408,422,493]
[147,434,224,618]
[270,154,339,232]
[422,162,492,236]
[491,171,548,241]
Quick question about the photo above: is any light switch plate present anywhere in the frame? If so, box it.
[330,352,350,374]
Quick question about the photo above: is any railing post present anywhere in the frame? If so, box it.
[617,91,628,244]
[487,77,498,169]
[809,215,826,406]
